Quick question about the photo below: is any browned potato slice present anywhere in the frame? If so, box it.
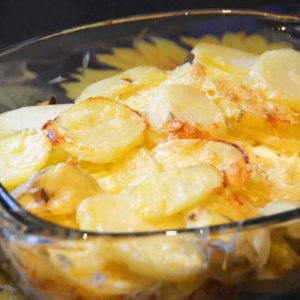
[13,162,101,215]
[44,98,146,163]
[153,139,251,188]
[146,84,227,141]
[0,104,71,137]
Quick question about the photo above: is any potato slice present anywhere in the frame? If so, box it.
[131,165,223,221]
[48,242,153,296]
[124,85,158,116]
[0,104,71,137]
[146,84,226,140]
[13,162,101,215]
[0,130,51,189]
[192,43,257,73]
[76,66,167,102]
[259,199,300,216]
[77,193,184,232]
[246,228,271,270]
[250,49,300,111]
[249,146,300,200]
[48,242,106,279]
[153,139,251,188]
[185,206,230,228]
[114,236,203,281]
[98,148,161,193]
[44,98,146,163]
[77,194,156,232]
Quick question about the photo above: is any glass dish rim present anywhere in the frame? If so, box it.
[0,8,299,56]
[0,9,300,240]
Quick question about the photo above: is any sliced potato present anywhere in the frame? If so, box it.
[146,84,226,140]
[48,242,106,279]
[131,165,223,221]
[44,98,146,163]
[201,189,258,221]
[48,242,153,296]
[164,63,203,88]
[192,43,257,73]
[114,236,203,281]
[76,66,167,102]
[153,139,251,188]
[13,162,101,215]
[124,85,159,116]
[250,49,300,111]
[0,130,51,189]
[267,236,300,277]
[0,104,71,137]
[249,146,300,200]
[98,148,161,193]
[185,206,230,228]
[77,193,184,232]
[77,194,155,232]
[259,199,300,216]
[40,213,79,229]
[44,145,70,167]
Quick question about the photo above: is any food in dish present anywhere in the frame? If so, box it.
[1,41,300,299]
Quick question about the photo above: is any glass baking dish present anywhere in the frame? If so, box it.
[0,9,300,300]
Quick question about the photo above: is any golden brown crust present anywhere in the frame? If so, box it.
[167,116,210,140]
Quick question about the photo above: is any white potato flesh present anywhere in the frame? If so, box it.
[0,104,71,137]
[98,148,161,193]
[131,165,223,221]
[0,130,51,189]
[48,242,153,295]
[186,207,230,228]
[45,98,146,163]
[13,162,101,215]
[192,43,258,72]
[250,49,300,111]
[146,84,226,136]
[260,199,300,216]
[76,66,167,102]
[114,236,203,281]
[153,139,250,188]
[77,194,156,232]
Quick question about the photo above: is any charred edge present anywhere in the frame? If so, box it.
[48,96,57,105]
[40,188,50,203]
[32,188,50,204]
[42,120,52,130]
[221,170,229,188]
[35,96,57,106]
[123,77,134,83]
[188,212,198,222]
[214,139,250,164]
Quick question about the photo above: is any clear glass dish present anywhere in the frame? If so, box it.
[0,9,300,300]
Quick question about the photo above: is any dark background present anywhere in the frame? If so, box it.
[0,0,300,49]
